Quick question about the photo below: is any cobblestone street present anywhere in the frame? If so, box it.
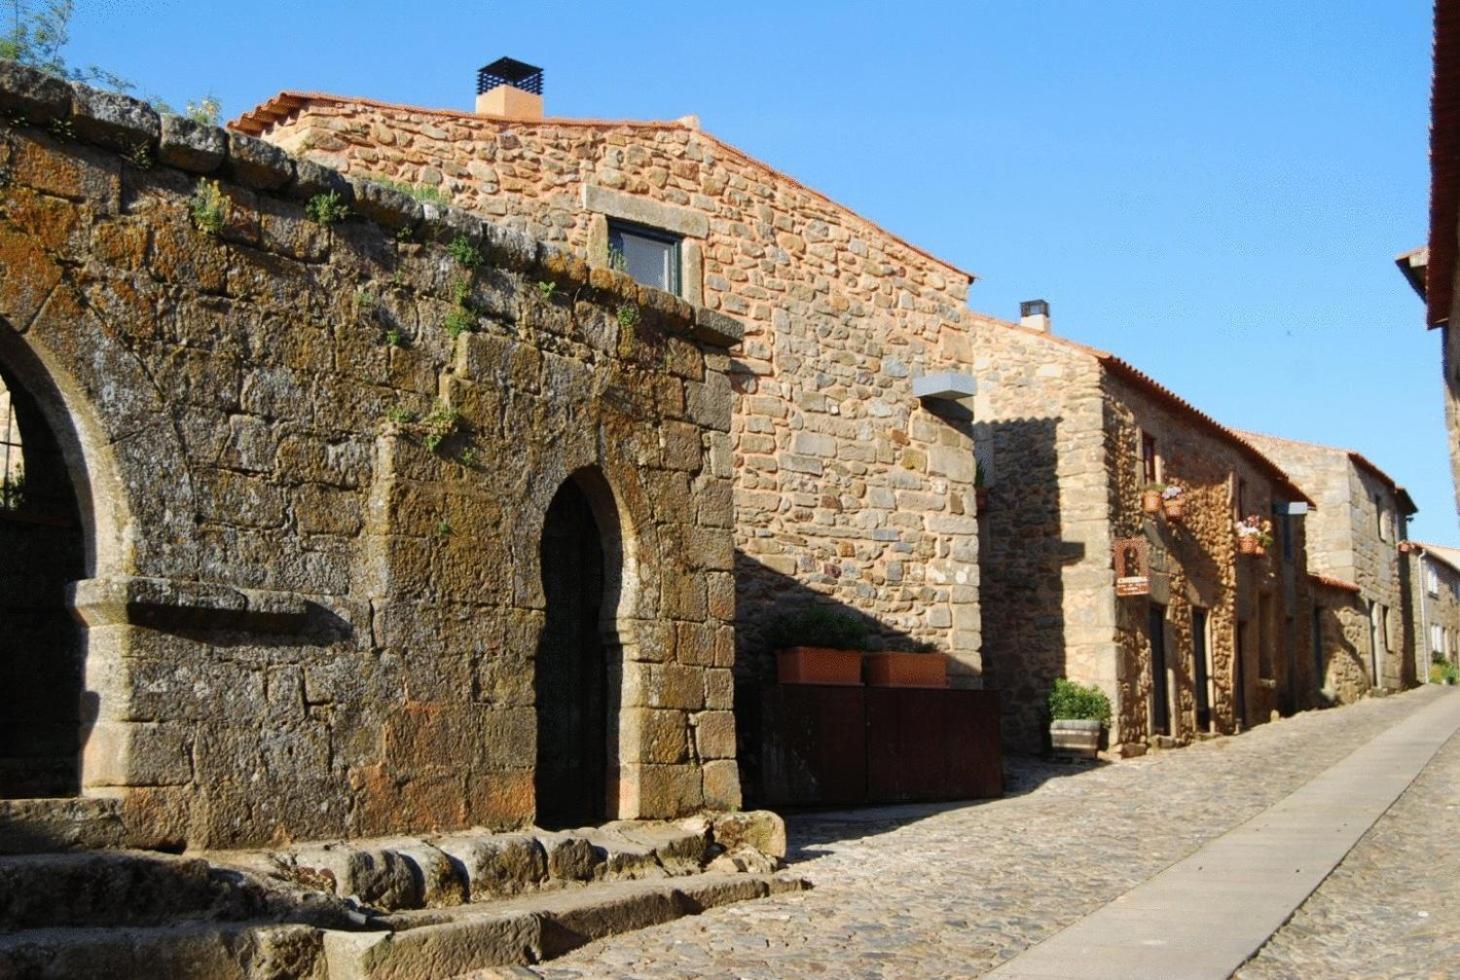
[519,688,1455,978]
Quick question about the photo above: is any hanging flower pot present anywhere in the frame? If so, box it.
[1141,486,1163,514]
[1238,534,1259,555]
[1161,484,1186,523]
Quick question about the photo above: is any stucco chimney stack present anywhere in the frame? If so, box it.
[1020,299,1051,333]
[476,57,544,119]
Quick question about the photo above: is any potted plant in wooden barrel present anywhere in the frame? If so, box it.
[864,640,948,689]
[1161,483,1186,523]
[1140,483,1165,515]
[1048,678,1111,761]
[772,608,868,686]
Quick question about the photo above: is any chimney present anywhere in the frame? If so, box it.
[1020,299,1051,333]
[476,57,544,119]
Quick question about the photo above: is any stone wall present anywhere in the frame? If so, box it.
[1101,374,1314,750]
[970,321,1113,752]
[253,97,986,797]
[0,64,745,850]
[1311,581,1371,703]
[1242,433,1416,693]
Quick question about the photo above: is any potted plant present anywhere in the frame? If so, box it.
[1048,678,1111,760]
[771,608,868,686]
[1236,515,1269,556]
[1161,483,1186,522]
[1141,483,1164,515]
[864,640,948,689]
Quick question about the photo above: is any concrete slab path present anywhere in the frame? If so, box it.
[987,688,1460,979]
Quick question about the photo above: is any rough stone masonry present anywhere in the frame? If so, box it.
[0,61,749,851]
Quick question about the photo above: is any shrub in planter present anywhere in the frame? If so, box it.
[770,608,868,686]
[1048,678,1111,759]
[864,640,947,688]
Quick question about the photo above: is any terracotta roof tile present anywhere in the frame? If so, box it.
[1309,573,1362,594]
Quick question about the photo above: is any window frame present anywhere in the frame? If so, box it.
[606,218,683,297]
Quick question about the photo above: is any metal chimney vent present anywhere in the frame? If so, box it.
[477,57,544,96]
[1020,299,1049,319]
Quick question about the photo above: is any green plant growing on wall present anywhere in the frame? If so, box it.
[537,280,557,301]
[306,190,349,225]
[434,519,453,538]
[384,405,416,426]
[184,95,222,126]
[452,279,473,307]
[1048,678,1112,724]
[768,608,870,652]
[384,328,402,348]
[607,244,627,273]
[420,402,461,453]
[363,173,449,206]
[355,288,377,314]
[444,307,476,340]
[126,140,152,170]
[448,234,483,269]
[616,304,641,329]
[189,178,229,235]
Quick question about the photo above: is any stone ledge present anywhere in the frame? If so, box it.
[580,183,710,239]
[67,576,310,633]
[0,59,746,352]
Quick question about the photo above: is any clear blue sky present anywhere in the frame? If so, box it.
[64,1,1449,539]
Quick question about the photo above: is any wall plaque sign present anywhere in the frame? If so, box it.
[1114,537,1150,597]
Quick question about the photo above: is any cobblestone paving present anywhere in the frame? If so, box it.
[1237,710,1460,979]
[520,688,1445,978]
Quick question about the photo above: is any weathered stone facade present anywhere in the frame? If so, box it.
[241,91,985,795]
[973,320,1316,755]
[1239,433,1418,695]
[1405,542,1460,674]
[0,63,748,850]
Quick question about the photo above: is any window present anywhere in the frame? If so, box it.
[1258,593,1274,680]
[0,376,22,510]
[1427,563,1440,597]
[1432,624,1444,655]
[1378,605,1389,652]
[1280,513,1293,562]
[1235,477,1248,520]
[1375,495,1388,542]
[607,220,681,295]
[1140,433,1159,485]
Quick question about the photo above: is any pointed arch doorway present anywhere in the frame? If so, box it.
[534,470,623,829]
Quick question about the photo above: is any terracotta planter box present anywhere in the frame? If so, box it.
[864,652,948,689]
[1141,490,1162,514]
[777,647,863,686]
[1050,719,1102,760]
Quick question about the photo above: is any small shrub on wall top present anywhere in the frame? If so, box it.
[768,608,870,651]
[1049,678,1112,724]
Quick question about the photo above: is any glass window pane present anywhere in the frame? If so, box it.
[608,223,680,295]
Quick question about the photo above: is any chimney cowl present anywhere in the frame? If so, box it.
[1019,299,1051,333]
[475,56,544,119]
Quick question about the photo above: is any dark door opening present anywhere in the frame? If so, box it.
[1311,606,1325,696]
[534,478,608,830]
[1149,603,1170,736]
[1235,620,1248,730]
[0,364,85,798]
[1193,608,1210,732]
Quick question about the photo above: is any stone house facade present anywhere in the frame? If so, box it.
[236,75,986,795]
[0,63,748,851]
[1404,542,1460,673]
[1238,433,1419,696]
[972,317,1316,755]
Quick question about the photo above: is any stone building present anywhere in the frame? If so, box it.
[0,63,749,851]
[1417,0,1460,514]
[237,63,986,795]
[1404,541,1460,674]
[972,312,1316,756]
[1238,432,1418,697]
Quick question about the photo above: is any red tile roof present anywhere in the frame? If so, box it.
[1309,573,1362,594]
[980,319,1314,505]
[1231,429,1418,516]
[229,91,979,286]
[1428,0,1460,327]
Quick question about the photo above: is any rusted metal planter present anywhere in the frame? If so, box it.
[776,647,863,686]
[1050,719,1102,760]
[864,652,948,689]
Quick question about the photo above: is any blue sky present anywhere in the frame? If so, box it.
[64,1,1448,538]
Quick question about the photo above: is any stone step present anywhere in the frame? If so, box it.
[0,872,809,979]
[0,849,361,932]
[326,871,810,979]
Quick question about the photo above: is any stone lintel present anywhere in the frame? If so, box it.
[67,576,310,633]
[581,184,710,239]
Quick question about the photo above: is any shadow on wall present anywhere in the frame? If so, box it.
[731,554,939,805]
[974,416,1077,755]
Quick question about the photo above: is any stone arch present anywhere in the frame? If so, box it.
[531,465,637,828]
[0,327,133,798]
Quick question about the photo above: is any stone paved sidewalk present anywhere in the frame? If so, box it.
[1237,716,1460,979]
[516,687,1448,978]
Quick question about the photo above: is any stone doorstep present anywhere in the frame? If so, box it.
[0,873,809,980]
[206,812,787,914]
[330,872,811,980]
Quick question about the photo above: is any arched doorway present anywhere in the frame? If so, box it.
[534,474,614,829]
[0,363,85,798]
